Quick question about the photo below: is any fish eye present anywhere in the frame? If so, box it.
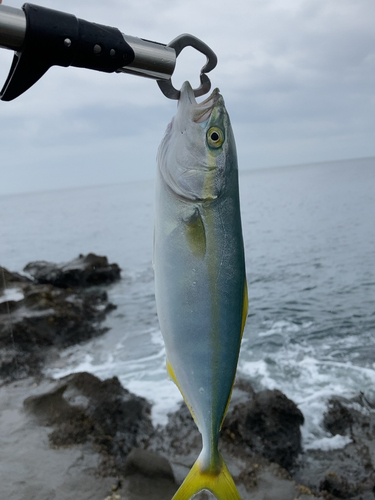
[207,127,224,149]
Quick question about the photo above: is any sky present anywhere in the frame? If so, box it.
[0,0,374,195]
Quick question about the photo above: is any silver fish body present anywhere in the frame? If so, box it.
[154,82,247,500]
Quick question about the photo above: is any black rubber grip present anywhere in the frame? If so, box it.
[1,3,135,101]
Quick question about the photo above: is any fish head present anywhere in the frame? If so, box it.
[157,81,237,202]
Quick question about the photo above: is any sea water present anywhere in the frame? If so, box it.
[1,157,375,451]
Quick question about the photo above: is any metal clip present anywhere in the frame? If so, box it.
[157,34,217,100]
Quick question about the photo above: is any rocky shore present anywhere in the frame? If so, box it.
[1,255,374,500]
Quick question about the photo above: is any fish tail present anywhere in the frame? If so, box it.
[172,452,242,500]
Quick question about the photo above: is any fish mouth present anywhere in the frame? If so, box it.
[179,81,222,123]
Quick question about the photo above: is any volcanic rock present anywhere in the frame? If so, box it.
[24,253,121,288]
[323,398,354,436]
[222,380,304,471]
[24,372,154,476]
[0,256,119,381]
[124,448,175,480]
[294,393,375,500]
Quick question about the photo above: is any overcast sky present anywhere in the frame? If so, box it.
[0,0,374,195]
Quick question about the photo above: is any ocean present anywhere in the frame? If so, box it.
[1,156,375,452]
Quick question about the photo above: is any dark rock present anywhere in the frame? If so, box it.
[0,299,19,315]
[0,267,30,315]
[0,261,118,382]
[0,347,45,380]
[122,449,177,500]
[24,253,121,288]
[1,285,111,348]
[0,267,32,290]
[293,393,375,500]
[323,398,353,436]
[24,372,154,476]
[24,384,70,423]
[319,472,358,499]
[124,448,175,481]
[222,381,304,471]
[155,398,201,458]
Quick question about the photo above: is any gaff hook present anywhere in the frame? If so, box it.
[157,34,218,100]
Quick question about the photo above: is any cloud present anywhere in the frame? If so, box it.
[0,0,374,194]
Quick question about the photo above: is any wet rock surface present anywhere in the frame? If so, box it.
[0,254,118,381]
[3,366,375,499]
[1,372,316,500]
[24,372,154,477]
[0,377,120,500]
[122,448,177,500]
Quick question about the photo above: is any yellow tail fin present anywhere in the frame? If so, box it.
[172,453,241,500]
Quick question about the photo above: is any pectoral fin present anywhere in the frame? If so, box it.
[184,207,206,259]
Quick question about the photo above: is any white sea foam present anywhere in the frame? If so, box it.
[238,360,278,390]
[0,287,24,304]
[150,328,165,348]
[305,434,352,451]
[238,328,375,450]
[124,378,182,426]
[44,310,375,447]
[258,320,301,337]
[45,324,183,427]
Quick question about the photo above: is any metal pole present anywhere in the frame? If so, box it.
[0,5,26,51]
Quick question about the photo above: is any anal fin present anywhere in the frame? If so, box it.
[166,359,198,427]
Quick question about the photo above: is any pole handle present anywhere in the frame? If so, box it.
[0,3,176,101]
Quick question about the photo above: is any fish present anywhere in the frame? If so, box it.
[154,81,248,500]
